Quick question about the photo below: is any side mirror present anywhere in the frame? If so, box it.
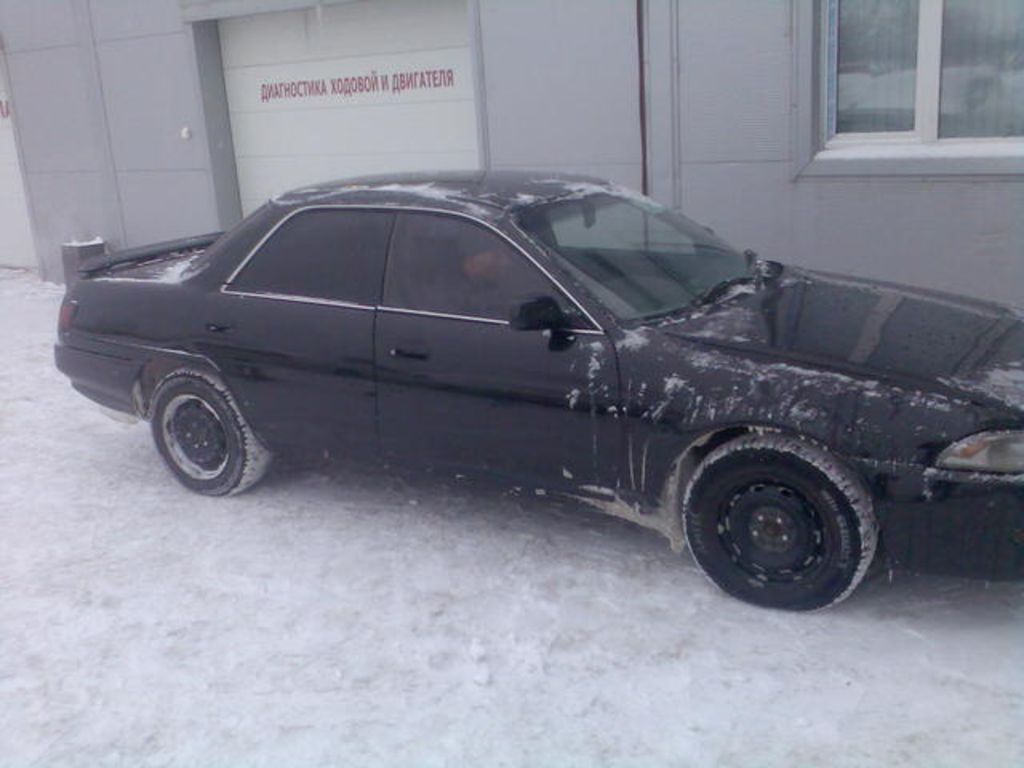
[744,249,782,286]
[509,296,568,331]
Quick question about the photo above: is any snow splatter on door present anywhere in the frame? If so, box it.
[220,0,480,216]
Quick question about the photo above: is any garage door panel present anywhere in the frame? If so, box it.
[222,47,474,113]
[231,101,479,158]
[220,0,470,69]
[222,0,479,212]
[237,151,480,196]
[238,149,479,215]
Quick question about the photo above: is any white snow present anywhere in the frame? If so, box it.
[536,179,657,209]
[565,387,581,409]
[978,364,1024,410]
[62,236,105,247]
[2,268,1023,766]
[272,182,493,218]
[95,251,208,285]
[616,328,650,351]
[154,259,198,284]
[664,374,688,396]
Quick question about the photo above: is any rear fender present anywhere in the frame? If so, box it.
[136,350,223,419]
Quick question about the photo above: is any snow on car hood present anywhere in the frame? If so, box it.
[656,267,1024,413]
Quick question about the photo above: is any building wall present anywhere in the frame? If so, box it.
[0,0,1019,304]
[644,0,1023,306]
[0,55,34,268]
[0,0,236,281]
[476,0,644,190]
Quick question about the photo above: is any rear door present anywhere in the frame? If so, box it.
[375,211,621,490]
[200,208,393,454]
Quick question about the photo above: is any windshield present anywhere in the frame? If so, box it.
[516,192,750,321]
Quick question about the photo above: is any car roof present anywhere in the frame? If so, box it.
[269,170,621,219]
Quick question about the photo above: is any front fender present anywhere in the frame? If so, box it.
[620,341,1002,508]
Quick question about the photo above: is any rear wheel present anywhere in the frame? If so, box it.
[150,371,271,496]
[682,434,877,611]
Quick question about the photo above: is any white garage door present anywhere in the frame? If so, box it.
[0,60,36,269]
[220,0,480,215]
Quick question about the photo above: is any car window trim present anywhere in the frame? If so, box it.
[221,204,605,334]
[219,289,375,312]
[378,305,604,335]
[221,207,393,307]
[378,306,509,326]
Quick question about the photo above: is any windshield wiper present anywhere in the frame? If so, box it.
[691,252,782,308]
[635,273,755,322]
[636,253,781,323]
[691,274,758,308]
[637,303,696,323]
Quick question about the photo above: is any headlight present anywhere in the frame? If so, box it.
[936,431,1024,474]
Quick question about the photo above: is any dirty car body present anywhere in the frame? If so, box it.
[55,171,1024,609]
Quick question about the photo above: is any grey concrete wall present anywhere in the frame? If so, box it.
[1,0,123,281]
[475,0,644,190]
[4,0,1018,302]
[0,0,238,281]
[644,0,1023,306]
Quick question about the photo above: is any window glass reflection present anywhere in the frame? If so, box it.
[836,0,920,133]
[939,0,1024,138]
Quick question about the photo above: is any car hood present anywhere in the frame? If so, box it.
[655,267,1024,413]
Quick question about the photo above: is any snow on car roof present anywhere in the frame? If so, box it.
[269,170,622,216]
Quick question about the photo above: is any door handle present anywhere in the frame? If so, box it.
[205,322,233,334]
[389,347,430,361]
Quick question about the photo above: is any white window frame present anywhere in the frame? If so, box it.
[821,0,1024,158]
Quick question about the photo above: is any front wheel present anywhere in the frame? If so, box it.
[682,434,878,611]
[150,371,271,496]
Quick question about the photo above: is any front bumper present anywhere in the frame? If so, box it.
[876,468,1024,580]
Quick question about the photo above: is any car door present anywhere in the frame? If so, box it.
[375,210,621,490]
[198,207,393,454]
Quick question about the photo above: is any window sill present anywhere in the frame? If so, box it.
[798,140,1024,178]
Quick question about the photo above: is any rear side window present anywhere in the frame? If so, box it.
[230,209,393,305]
[383,212,562,321]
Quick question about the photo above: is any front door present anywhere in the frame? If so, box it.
[375,211,620,490]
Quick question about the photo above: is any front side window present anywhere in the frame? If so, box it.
[517,193,749,322]
[828,0,1024,141]
[383,212,571,323]
[230,209,393,305]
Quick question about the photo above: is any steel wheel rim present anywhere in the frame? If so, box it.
[161,394,229,480]
[716,481,827,584]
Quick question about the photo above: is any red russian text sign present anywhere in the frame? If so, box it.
[259,68,456,103]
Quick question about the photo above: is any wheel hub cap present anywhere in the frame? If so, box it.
[749,506,798,553]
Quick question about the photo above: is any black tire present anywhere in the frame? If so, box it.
[150,370,271,496]
[682,433,878,611]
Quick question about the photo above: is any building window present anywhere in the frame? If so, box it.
[826,0,1024,144]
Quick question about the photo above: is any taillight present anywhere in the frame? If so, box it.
[58,298,78,334]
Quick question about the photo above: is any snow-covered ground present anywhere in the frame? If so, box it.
[1,268,1022,767]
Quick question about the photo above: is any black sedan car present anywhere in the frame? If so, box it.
[55,172,1024,610]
